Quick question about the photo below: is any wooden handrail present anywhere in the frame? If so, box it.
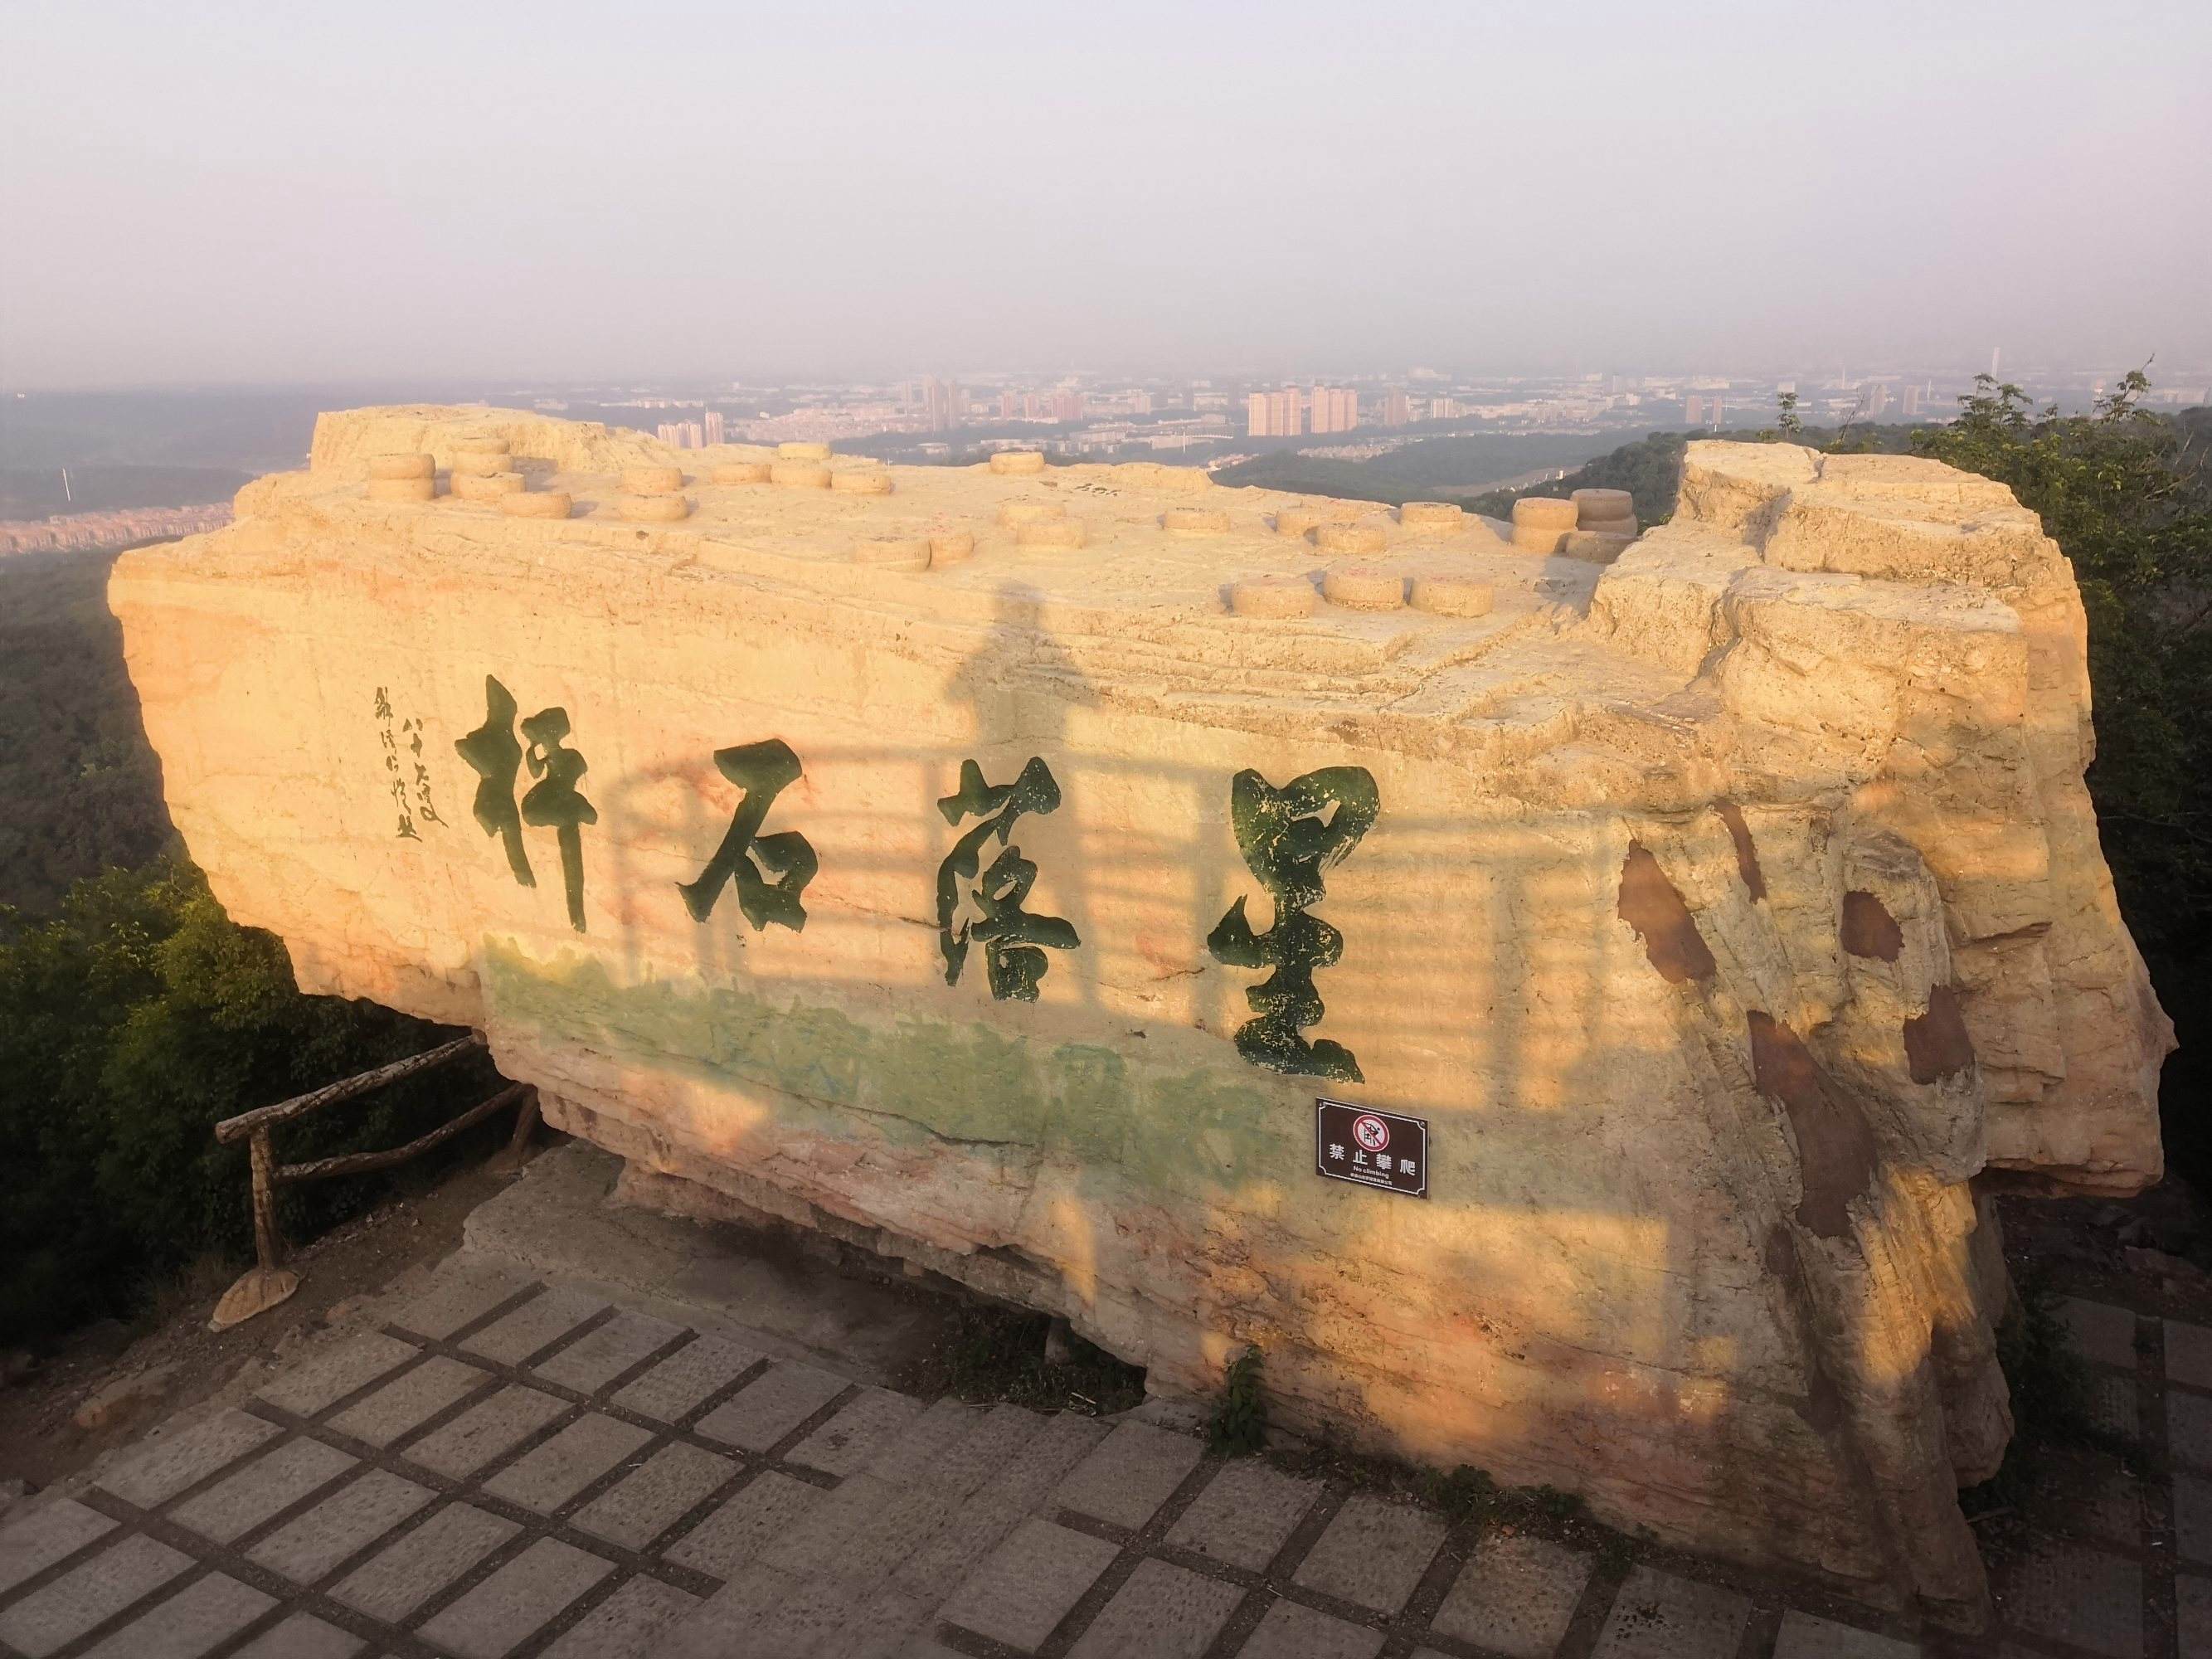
[214,1033,486,1143]
[277,1082,529,1182]
[207,1029,537,1331]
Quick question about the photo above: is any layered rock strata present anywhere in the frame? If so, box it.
[110,411,2171,1619]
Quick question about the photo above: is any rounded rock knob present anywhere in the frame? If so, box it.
[1228,577,1316,618]
[624,465,685,494]
[1409,575,1495,617]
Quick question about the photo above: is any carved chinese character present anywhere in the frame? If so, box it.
[1208,766,1378,1082]
[678,738,817,932]
[454,676,595,932]
[520,706,595,933]
[935,757,1078,1000]
[454,676,534,886]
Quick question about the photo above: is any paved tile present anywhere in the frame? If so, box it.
[233,1612,367,1657]
[921,1404,1048,1499]
[938,1516,1119,1651]
[533,1308,685,1393]
[1997,1535,2140,1658]
[865,1397,985,1486]
[610,1333,765,1424]
[2178,1572,2212,1659]
[787,1388,926,1478]
[1053,1419,1203,1530]
[693,1360,848,1452]
[977,1410,1112,1510]
[94,1408,282,1508]
[461,1285,610,1367]
[891,1492,1028,1598]
[665,1470,824,1579]
[330,1502,518,1623]
[80,1570,275,1659]
[1773,1608,1922,1657]
[572,1442,737,1550]
[417,1535,615,1659]
[667,1563,850,1657]
[2058,1297,2138,1369]
[255,1331,421,1417]
[482,1412,655,1513]
[403,1384,570,1479]
[1165,1460,1320,1572]
[2172,1387,2212,1471]
[246,1467,435,1584]
[821,1580,936,1659]
[2178,1471,2212,1564]
[0,1532,192,1657]
[1238,1596,1385,1659]
[2085,1370,2138,1443]
[233,1613,367,1657]
[169,1437,356,1544]
[1293,1494,1446,1616]
[0,1498,117,1596]
[380,1258,531,1340]
[761,1472,952,1588]
[2166,1318,2212,1389]
[1067,1556,1242,1658]
[540,1574,702,1658]
[1431,1532,1592,1658]
[327,1355,492,1448]
[1591,1565,1753,1658]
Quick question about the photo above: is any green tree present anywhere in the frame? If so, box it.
[0,858,496,1344]
[1913,373,2212,945]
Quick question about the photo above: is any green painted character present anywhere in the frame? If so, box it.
[453,675,533,887]
[677,738,818,932]
[1208,766,1379,1082]
[936,757,1078,1000]
[519,706,596,933]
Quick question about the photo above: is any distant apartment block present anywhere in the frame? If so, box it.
[656,419,707,448]
[1382,389,1413,427]
[1244,387,1307,437]
[1308,387,1359,435]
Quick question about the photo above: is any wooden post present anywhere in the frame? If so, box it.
[211,1125,301,1331]
[248,1126,284,1272]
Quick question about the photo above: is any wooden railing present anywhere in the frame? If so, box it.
[207,1032,538,1329]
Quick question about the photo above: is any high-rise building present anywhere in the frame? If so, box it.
[1247,388,1306,437]
[702,410,725,445]
[999,390,1018,420]
[1383,390,1412,427]
[1307,387,1359,435]
[656,420,706,449]
[920,377,961,432]
[1051,390,1086,424]
[1684,396,1704,426]
[1903,383,1923,416]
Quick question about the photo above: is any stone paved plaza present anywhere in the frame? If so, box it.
[1,1262,2204,1658]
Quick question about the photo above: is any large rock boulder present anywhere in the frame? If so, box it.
[110,414,2170,1621]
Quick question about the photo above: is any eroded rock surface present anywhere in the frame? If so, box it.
[110,414,2170,1619]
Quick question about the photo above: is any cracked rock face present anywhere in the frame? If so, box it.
[110,413,2169,1618]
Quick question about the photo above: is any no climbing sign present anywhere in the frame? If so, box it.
[1315,1099,1428,1199]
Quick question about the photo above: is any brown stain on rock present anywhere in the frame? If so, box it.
[1840,890,1903,961]
[1715,802,1766,900]
[1748,1010,1878,1239]
[1904,984,1976,1083]
[1617,842,1717,984]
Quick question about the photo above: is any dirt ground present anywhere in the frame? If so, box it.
[0,1156,519,1500]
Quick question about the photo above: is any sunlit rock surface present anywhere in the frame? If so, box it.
[111,411,2170,1618]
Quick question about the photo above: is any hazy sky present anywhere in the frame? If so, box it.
[3,1,2208,388]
